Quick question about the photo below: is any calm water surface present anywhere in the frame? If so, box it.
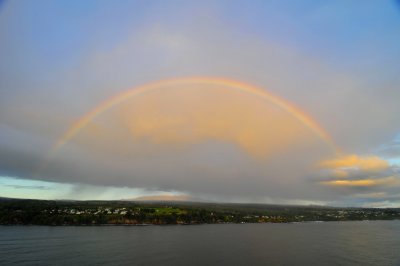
[1,221,400,265]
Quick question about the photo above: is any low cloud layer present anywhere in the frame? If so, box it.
[320,155,389,173]
[321,176,398,188]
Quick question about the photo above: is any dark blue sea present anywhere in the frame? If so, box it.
[1,221,400,265]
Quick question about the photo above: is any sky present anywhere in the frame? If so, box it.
[1,0,400,207]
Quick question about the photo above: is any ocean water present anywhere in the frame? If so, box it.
[1,221,400,265]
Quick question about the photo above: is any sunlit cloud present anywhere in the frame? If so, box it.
[320,154,389,172]
[70,81,325,159]
[321,176,399,187]
[318,153,400,204]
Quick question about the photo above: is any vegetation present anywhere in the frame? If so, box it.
[1,198,399,225]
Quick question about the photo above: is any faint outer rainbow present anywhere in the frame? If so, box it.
[52,77,339,155]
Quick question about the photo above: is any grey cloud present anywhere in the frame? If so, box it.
[0,1,400,204]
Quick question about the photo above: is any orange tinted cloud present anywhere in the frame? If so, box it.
[74,82,322,159]
[320,154,389,172]
[321,176,398,187]
[54,78,337,154]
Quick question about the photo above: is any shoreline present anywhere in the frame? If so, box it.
[1,219,399,227]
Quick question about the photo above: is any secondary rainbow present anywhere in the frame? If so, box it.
[53,77,339,154]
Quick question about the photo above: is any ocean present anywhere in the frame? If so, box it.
[1,221,400,265]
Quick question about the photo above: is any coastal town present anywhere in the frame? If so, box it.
[1,198,400,225]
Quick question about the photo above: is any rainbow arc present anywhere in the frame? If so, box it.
[52,77,339,156]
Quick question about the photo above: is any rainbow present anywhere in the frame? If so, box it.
[53,77,339,154]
